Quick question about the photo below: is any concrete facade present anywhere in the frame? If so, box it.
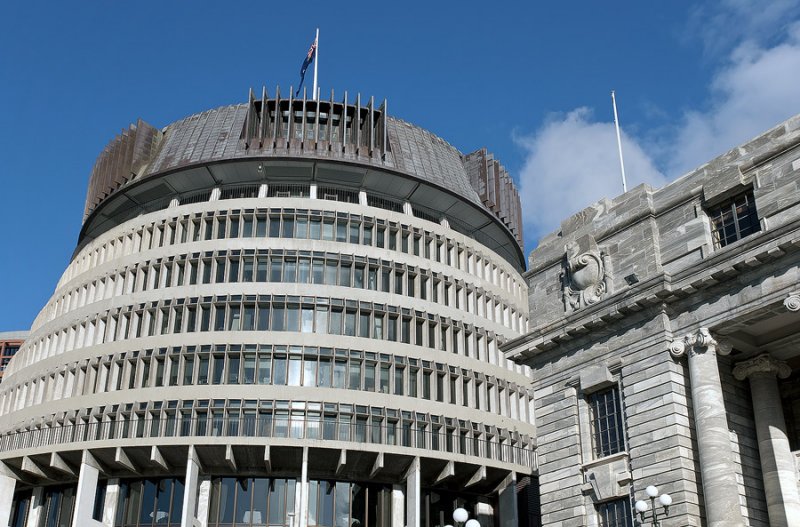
[0,90,536,527]
[506,114,800,526]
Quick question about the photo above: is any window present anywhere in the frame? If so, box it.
[589,386,625,457]
[707,189,760,248]
[596,498,633,527]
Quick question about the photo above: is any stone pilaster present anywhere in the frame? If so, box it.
[670,328,745,527]
[733,354,800,527]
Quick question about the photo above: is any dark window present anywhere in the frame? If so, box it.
[597,498,633,527]
[589,386,625,457]
[708,189,760,248]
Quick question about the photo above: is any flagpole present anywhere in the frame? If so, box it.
[312,28,319,101]
[611,90,628,193]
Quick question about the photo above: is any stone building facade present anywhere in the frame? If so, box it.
[505,113,800,526]
[0,89,536,527]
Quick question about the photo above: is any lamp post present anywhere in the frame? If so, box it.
[634,485,672,526]
[446,507,480,527]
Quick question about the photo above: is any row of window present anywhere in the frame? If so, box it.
[62,207,524,301]
[50,249,526,332]
[2,399,533,466]
[12,294,517,382]
[10,477,490,527]
[2,345,531,422]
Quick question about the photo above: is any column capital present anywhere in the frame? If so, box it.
[785,292,800,312]
[669,328,731,358]
[733,353,791,381]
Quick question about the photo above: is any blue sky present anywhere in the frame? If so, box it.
[1,1,799,331]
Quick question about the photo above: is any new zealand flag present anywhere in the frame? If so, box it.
[295,39,317,97]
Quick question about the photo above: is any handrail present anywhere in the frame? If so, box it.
[0,417,534,467]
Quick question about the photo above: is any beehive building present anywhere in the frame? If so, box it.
[0,89,536,527]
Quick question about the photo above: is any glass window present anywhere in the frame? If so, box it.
[288,357,302,386]
[302,307,315,333]
[183,356,194,385]
[243,354,256,384]
[589,386,625,457]
[333,360,347,388]
[256,257,268,282]
[229,305,241,331]
[597,498,633,527]
[303,358,317,387]
[212,356,225,385]
[708,189,761,248]
[349,361,362,390]
[273,356,287,385]
[299,258,312,283]
[319,358,332,388]
[297,217,309,238]
[272,305,286,331]
[315,307,329,334]
[258,354,272,384]
[257,304,270,331]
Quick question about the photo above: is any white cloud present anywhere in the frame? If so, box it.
[518,22,800,249]
[667,22,800,176]
[516,108,667,244]
[687,0,800,56]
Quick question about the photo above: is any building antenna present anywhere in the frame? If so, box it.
[611,90,628,193]
[312,28,319,101]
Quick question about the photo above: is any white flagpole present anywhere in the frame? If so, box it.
[312,28,319,101]
[611,90,628,193]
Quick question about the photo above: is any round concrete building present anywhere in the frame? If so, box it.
[0,88,535,527]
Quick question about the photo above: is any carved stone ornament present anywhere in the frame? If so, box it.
[669,328,731,358]
[785,292,800,312]
[562,234,611,313]
[733,354,792,381]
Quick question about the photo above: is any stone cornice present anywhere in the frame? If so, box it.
[669,328,731,359]
[505,224,800,361]
[732,353,792,380]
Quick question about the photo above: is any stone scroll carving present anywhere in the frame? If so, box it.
[669,328,732,358]
[561,234,611,313]
[785,292,800,312]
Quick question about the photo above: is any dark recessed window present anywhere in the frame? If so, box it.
[708,189,761,248]
[597,498,634,527]
[589,386,625,458]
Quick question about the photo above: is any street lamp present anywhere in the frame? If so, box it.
[634,485,672,526]
[448,507,480,527]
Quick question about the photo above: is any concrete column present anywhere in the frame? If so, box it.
[733,354,800,526]
[26,487,45,527]
[71,451,105,527]
[196,477,212,527]
[406,457,421,527]
[102,479,121,527]
[0,467,17,527]
[391,484,405,527]
[181,447,201,527]
[497,473,518,527]
[295,447,309,527]
[309,185,318,199]
[670,328,745,527]
[475,500,493,527]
